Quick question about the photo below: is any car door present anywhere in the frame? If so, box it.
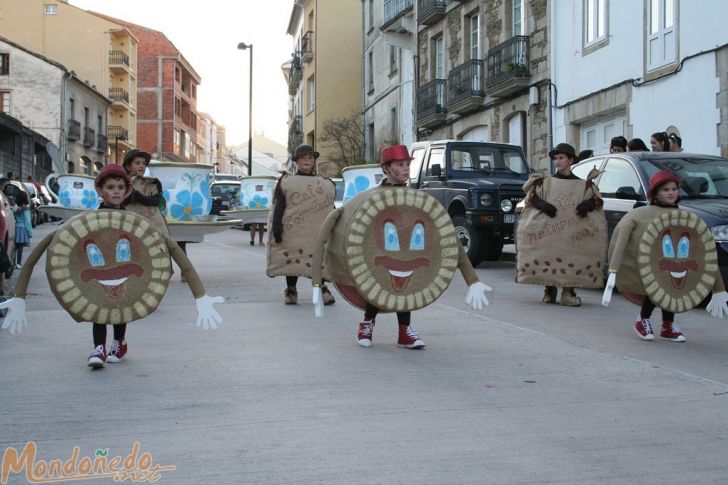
[419,146,447,207]
[595,157,645,238]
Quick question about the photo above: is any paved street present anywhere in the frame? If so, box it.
[1,222,728,484]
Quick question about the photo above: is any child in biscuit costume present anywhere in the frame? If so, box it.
[122,148,170,238]
[311,145,491,349]
[516,143,607,306]
[0,164,224,368]
[603,170,728,341]
[267,144,336,305]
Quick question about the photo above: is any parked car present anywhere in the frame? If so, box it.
[1,183,19,279]
[22,182,43,226]
[210,181,241,215]
[571,152,728,286]
[213,174,241,182]
[332,177,344,208]
[408,140,530,265]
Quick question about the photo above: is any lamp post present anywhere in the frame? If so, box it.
[237,42,253,176]
[114,134,127,165]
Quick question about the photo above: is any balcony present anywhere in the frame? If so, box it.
[301,31,314,64]
[67,119,81,141]
[290,115,303,135]
[288,59,303,96]
[96,133,108,153]
[382,0,414,30]
[109,87,130,106]
[486,35,530,97]
[83,127,95,147]
[418,0,445,25]
[447,59,485,115]
[109,50,130,71]
[107,125,129,141]
[416,79,447,128]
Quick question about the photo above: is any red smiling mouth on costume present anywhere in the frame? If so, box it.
[80,263,145,299]
[658,259,698,289]
[374,256,430,292]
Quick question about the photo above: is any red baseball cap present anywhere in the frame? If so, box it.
[647,170,682,200]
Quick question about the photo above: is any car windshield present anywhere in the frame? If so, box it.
[333,180,344,201]
[211,184,240,196]
[449,146,529,178]
[645,157,728,198]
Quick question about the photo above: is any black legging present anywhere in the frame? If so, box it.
[640,298,675,322]
[286,276,298,288]
[93,323,126,347]
[364,303,411,326]
[16,246,24,265]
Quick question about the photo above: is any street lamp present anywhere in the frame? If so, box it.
[114,133,127,165]
[237,42,253,176]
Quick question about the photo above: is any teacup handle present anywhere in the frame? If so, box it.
[44,173,60,202]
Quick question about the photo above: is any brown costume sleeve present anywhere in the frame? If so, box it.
[164,236,206,299]
[311,207,343,286]
[457,244,480,286]
[607,218,635,273]
[12,232,55,298]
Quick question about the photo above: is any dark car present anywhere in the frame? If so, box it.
[571,152,728,285]
[210,181,241,215]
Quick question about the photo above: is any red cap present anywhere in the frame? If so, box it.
[380,145,413,166]
[95,163,131,189]
[647,170,681,200]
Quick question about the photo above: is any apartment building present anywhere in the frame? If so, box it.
[0,0,138,165]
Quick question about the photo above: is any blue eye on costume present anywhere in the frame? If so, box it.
[116,238,131,262]
[86,243,105,267]
[409,223,425,251]
[384,222,400,251]
[677,235,690,259]
[662,234,675,258]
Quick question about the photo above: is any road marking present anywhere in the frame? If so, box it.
[622,356,728,390]
[436,304,545,336]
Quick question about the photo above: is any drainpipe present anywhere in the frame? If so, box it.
[548,0,555,174]
[59,70,71,174]
[361,0,367,161]
[413,0,419,142]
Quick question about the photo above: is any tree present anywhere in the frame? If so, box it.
[319,110,365,173]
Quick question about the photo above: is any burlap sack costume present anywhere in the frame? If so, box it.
[311,186,479,312]
[13,210,206,324]
[125,175,170,238]
[266,173,335,279]
[608,205,725,312]
[516,170,607,288]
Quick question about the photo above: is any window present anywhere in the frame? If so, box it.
[0,91,9,113]
[410,147,426,184]
[580,115,626,155]
[68,98,75,120]
[468,14,480,59]
[389,45,397,74]
[390,108,397,142]
[84,107,89,127]
[307,76,315,111]
[433,36,444,79]
[513,0,525,36]
[43,4,58,14]
[584,0,606,46]
[368,0,374,31]
[508,114,524,148]
[97,115,103,134]
[367,122,375,161]
[648,0,676,70]
[0,54,8,75]
[425,147,445,176]
[597,158,642,197]
[368,51,374,93]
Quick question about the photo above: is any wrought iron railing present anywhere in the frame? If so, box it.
[107,125,129,140]
[109,50,130,67]
[290,115,303,135]
[448,59,484,104]
[416,79,447,119]
[109,87,130,104]
[301,31,314,59]
[383,0,414,26]
[97,134,108,152]
[83,127,95,146]
[67,119,81,140]
[486,35,530,88]
[418,0,445,22]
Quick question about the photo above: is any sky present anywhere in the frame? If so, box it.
[70,0,295,147]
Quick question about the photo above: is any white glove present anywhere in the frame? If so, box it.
[195,295,224,330]
[312,286,324,318]
[0,298,28,335]
[707,291,728,319]
[465,281,492,310]
[602,272,616,307]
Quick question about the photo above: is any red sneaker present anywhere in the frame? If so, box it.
[106,339,128,363]
[398,325,425,349]
[357,320,375,347]
[660,321,686,342]
[87,345,106,368]
[634,319,654,341]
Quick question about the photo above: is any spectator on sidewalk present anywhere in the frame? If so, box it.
[650,132,671,152]
[628,138,649,152]
[610,136,628,153]
[669,133,683,152]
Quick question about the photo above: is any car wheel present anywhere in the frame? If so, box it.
[451,215,483,267]
[482,240,503,261]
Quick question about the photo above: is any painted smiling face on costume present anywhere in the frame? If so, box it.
[637,209,718,313]
[344,187,460,312]
[46,210,172,324]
